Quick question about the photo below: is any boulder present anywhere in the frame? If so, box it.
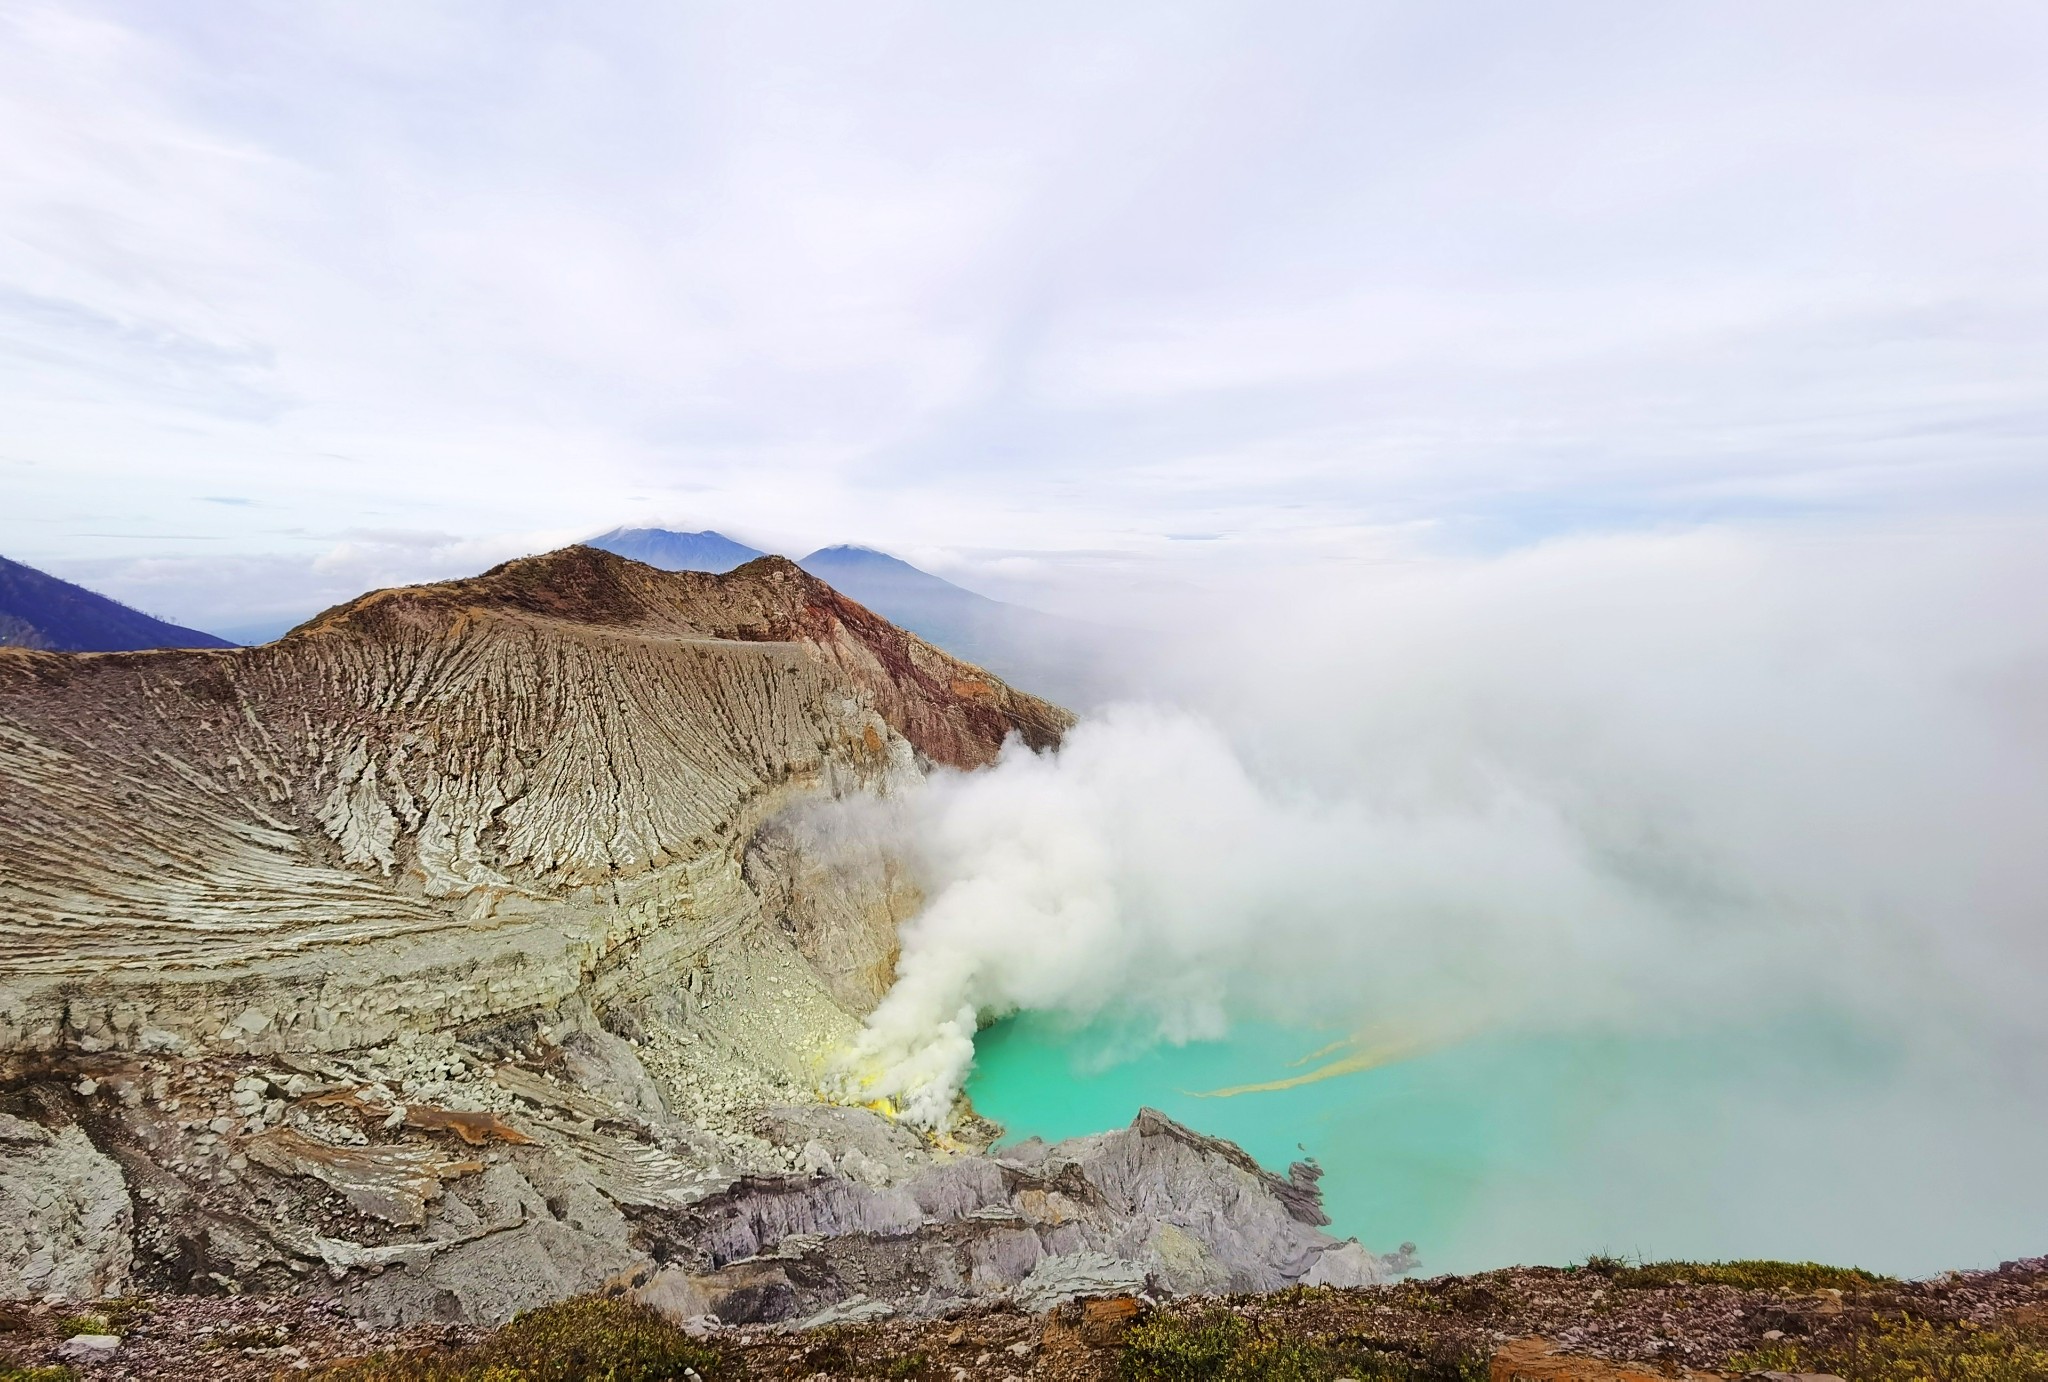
[1014,1252,1152,1311]
[56,1333,121,1361]
[1304,1240,1385,1288]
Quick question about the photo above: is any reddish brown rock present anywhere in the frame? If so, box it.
[1491,1337,1725,1382]
[1076,1295,1144,1346]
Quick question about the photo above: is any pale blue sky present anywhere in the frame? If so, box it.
[3,1,2047,632]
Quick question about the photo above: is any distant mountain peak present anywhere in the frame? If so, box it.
[805,543,890,557]
[798,544,995,598]
[585,526,766,574]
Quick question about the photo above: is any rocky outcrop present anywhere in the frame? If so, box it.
[621,1105,1377,1326]
[3,1025,1370,1322]
[0,1099,132,1298]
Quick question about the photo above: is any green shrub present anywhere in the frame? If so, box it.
[0,1366,77,1382]
[1734,1311,2048,1382]
[1322,1336,1489,1382]
[316,1297,729,1382]
[1120,1311,1252,1380]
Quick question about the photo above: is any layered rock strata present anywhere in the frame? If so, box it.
[0,547,1063,1055]
[0,548,1382,1322]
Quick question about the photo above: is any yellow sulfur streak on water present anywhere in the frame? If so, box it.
[1186,1033,1420,1098]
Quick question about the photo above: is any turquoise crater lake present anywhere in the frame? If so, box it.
[965,1013,2045,1278]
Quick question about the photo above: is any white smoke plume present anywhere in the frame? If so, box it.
[832,522,2048,1135]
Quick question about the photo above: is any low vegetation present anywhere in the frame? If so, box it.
[52,1296,152,1339]
[794,1338,933,1378]
[8,1257,2038,1382]
[1583,1255,1894,1292]
[315,1297,730,1382]
[1118,1309,1486,1382]
[1737,1310,2048,1382]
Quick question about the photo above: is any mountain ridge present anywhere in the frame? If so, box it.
[0,554,233,652]
[587,526,1104,703]
[583,526,766,573]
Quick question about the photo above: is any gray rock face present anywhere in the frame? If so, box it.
[2,1026,1380,1324]
[55,1333,122,1360]
[624,1106,1379,1327]
[0,1107,133,1299]
[1013,1253,1153,1312]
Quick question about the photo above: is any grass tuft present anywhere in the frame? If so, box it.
[1596,1258,1893,1292]
[314,1297,729,1382]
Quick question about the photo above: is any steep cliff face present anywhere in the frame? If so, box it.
[0,548,1378,1324]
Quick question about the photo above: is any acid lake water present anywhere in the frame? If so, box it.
[966,1014,2046,1277]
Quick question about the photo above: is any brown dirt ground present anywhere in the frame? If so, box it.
[3,1256,2042,1381]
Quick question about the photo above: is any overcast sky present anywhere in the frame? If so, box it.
[4,2,2047,634]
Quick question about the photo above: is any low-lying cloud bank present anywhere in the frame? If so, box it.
[832,522,2048,1132]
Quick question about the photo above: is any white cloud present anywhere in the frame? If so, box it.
[4,2,2048,620]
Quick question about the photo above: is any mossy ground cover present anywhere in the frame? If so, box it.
[314,1298,732,1382]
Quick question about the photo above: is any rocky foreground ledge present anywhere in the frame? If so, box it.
[1,1255,2042,1381]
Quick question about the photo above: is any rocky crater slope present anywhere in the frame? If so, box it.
[0,547,1386,1328]
[5,1255,2043,1381]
